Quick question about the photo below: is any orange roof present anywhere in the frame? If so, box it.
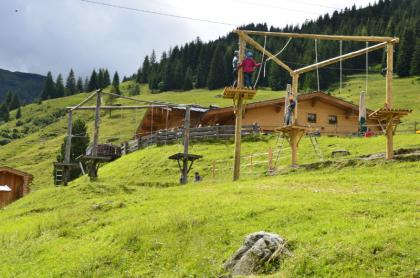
[0,166,34,180]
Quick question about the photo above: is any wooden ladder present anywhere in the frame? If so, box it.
[55,168,63,185]
[308,134,324,161]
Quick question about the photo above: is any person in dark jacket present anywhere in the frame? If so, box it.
[285,95,296,126]
[238,51,261,88]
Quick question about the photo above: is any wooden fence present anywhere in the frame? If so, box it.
[121,124,260,154]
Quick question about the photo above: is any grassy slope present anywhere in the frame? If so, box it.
[0,138,418,276]
[0,75,419,276]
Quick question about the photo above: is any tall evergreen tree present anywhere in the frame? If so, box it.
[8,93,20,110]
[410,39,420,75]
[182,68,193,91]
[0,103,9,122]
[88,69,98,91]
[207,46,227,90]
[141,56,150,83]
[57,119,89,181]
[104,69,111,87]
[65,69,77,95]
[97,68,105,89]
[84,77,89,91]
[40,71,55,100]
[55,74,65,98]
[135,68,142,83]
[112,72,120,94]
[76,77,84,92]
[396,29,415,77]
[15,107,22,119]
[5,92,13,108]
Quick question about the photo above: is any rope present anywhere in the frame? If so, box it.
[315,39,320,92]
[339,40,343,94]
[265,37,292,62]
[366,42,369,95]
[253,35,267,89]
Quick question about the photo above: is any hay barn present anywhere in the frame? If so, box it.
[0,166,33,208]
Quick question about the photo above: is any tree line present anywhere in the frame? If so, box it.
[133,0,420,92]
[0,91,22,123]
[40,68,123,100]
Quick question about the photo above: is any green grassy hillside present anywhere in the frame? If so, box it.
[0,74,418,189]
[0,74,419,276]
[0,135,418,276]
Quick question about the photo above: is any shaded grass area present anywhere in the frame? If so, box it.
[0,157,418,277]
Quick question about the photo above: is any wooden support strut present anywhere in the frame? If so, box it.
[181,106,191,184]
[233,34,245,181]
[92,91,101,157]
[63,111,73,185]
[386,42,394,160]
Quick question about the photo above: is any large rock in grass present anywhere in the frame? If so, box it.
[224,231,290,276]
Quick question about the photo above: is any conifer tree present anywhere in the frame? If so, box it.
[76,77,84,92]
[396,30,414,77]
[129,83,140,96]
[8,93,20,110]
[182,68,193,91]
[112,72,120,94]
[15,107,22,119]
[135,68,142,83]
[141,56,150,83]
[207,46,227,90]
[0,103,9,122]
[57,119,89,181]
[97,68,105,89]
[41,71,55,100]
[83,77,89,92]
[410,39,420,75]
[5,92,13,108]
[55,74,65,98]
[104,69,111,87]
[65,69,77,95]
[88,69,98,91]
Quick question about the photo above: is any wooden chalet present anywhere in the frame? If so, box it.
[200,92,380,135]
[135,92,382,136]
[0,166,33,208]
[136,105,209,136]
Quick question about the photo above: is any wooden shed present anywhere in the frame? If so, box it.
[0,166,33,208]
[199,92,381,135]
[136,106,208,136]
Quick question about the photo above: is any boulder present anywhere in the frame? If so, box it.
[224,231,290,276]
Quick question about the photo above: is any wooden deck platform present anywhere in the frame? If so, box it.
[168,153,203,161]
[368,108,412,121]
[274,125,314,133]
[222,87,256,100]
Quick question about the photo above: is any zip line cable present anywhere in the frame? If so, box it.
[80,0,238,26]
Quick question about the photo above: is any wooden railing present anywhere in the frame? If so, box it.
[121,125,260,155]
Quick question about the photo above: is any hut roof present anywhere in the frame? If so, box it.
[0,166,34,180]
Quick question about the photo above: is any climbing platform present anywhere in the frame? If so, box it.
[223,87,256,100]
[368,108,412,121]
[274,125,314,133]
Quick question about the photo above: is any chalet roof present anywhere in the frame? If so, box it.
[202,91,373,117]
[0,166,34,179]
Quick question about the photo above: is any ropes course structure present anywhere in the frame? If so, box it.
[226,29,411,181]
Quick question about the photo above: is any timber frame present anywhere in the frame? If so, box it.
[56,89,188,184]
[231,29,410,179]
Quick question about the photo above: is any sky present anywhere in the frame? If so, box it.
[0,0,377,79]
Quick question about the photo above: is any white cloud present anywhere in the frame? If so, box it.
[0,0,377,78]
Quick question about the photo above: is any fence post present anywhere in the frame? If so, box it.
[124,141,129,154]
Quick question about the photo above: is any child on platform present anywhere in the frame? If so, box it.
[238,51,261,89]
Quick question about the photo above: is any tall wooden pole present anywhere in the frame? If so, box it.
[386,43,394,160]
[291,74,299,124]
[63,110,73,186]
[181,106,191,184]
[291,130,299,167]
[92,91,101,156]
[233,34,245,181]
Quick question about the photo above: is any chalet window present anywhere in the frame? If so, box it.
[329,115,338,124]
[307,113,317,123]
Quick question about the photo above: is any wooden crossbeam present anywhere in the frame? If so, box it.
[66,105,167,110]
[240,32,293,74]
[236,30,398,43]
[294,40,397,75]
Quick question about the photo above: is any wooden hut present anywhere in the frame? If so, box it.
[199,92,381,135]
[0,166,33,208]
[136,106,208,136]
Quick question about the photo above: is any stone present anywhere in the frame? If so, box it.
[224,231,290,276]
